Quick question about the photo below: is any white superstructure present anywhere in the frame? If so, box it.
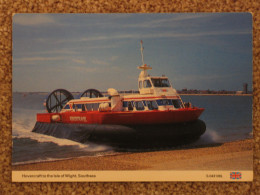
[60,41,183,113]
[137,41,178,96]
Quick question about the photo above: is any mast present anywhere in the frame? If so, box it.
[140,40,145,65]
[138,40,152,78]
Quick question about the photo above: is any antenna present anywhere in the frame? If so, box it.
[137,40,152,78]
[140,40,145,65]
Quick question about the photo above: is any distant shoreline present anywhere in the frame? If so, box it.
[179,94,252,96]
[13,92,252,96]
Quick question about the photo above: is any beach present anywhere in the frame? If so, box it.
[13,139,253,171]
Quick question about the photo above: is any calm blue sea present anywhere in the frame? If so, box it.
[12,93,252,165]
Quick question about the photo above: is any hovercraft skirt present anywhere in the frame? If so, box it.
[32,120,206,147]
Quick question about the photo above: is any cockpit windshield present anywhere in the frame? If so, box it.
[151,78,171,87]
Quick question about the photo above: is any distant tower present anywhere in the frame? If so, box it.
[243,83,248,94]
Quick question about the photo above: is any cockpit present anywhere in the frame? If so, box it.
[137,42,177,96]
[151,78,171,88]
[139,77,171,89]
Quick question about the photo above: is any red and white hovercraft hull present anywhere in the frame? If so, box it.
[32,41,206,147]
[36,108,204,125]
[32,90,206,147]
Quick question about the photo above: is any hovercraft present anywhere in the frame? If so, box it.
[32,41,206,147]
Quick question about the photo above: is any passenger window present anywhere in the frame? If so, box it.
[146,101,158,110]
[143,80,152,88]
[156,100,163,106]
[64,105,70,109]
[161,79,170,87]
[162,99,172,105]
[123,101,128,107]
[92,103,100,111]
[151,101,158,109]
[146,101,152,110]
[82,104,85,111]
[151,79,161,87]
[135,101,144,110]
[139,81,143,89]
[76,104,82,109]
[172,99,182,108]
[151,78,170,87]
[128,101,133,111]
[162,99,167,105]
[86,104,92,111]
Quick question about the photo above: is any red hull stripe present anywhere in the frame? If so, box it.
[37,108,204,125]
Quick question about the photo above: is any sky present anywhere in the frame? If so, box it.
[12,13,252,92]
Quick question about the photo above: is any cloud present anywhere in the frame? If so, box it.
[15,56,62,62]
[91,59,109,66]
[70,66,98,73]
[153,29,251,39]
[13,14,55,26]
[53,28,250,46]
[123,14,212,28]
[71,59,86,65]
[110,56,118,61]
[91,55,119,66]
[55,34,137,44]
[18,48,78,56]
[13,56,64,66]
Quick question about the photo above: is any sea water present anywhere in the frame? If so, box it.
[182,95,252,143]
[12,93,115,165]
[12,93,252,165]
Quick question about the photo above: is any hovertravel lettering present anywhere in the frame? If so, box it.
[69,116,87,122]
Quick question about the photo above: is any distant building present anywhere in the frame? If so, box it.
[243,83,248,94]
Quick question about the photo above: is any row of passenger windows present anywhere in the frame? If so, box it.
[63,103,110,111]
[63,99,182,112]
[156,99,182,108]
[123,99,183,111]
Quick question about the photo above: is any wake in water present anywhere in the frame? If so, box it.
[195,129,223,145]
[12,137,114,165]
[12,94,116,165]
[13,126,115,165]
[193,128,253,147]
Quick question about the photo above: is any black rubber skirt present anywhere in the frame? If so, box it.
[32,120,206,147]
